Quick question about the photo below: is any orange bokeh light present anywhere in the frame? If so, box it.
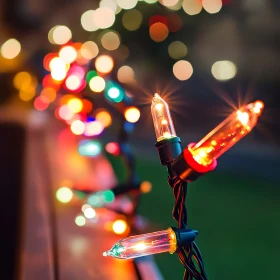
[149,22,169,42]
[95,55,114,74]
[112,220,128,235]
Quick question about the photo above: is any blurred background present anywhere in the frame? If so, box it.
[0,0,280,279]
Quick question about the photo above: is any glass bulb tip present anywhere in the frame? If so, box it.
[103,251,108,257]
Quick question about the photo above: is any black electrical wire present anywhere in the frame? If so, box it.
[167,167,208,280]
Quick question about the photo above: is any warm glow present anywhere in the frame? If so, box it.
[237,111,249,126]
[173,60,193,81]
[168,41,188,59]
[41,87,57,103]
[93,7,115,29]
[117,0,137,9]
[84,207,96,219]
[0,38,21,59]
[49,57,68,72]
[140,181,152,193]
[182,0,202,15]
[211,60,237,81]
[34,97,49,111]
[84,120,104,136]
[202,0,222,14]
[81,10,99,32]
[95,55,114,74]
[149,22,169,42]
[59,46,77,63]
[71,120,85,135]
[56,187,73,203]
[89,76,106,92]
[81,204,92,212]
[101,31,120,51]
[124,107,141,123]
[122,9,143,31]
[95,110,112,127]
[80,41,99,59]
[68,98,83,113]
[117,66,135,83]
[75,215,86,226]
[13,72,32,90]
[51,69,67,81]
[112,220,128,235]
[51,25,72,45]
[134,243,147,251]
[65,75,81,91]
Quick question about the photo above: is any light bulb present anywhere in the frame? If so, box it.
[190,101,264,166]
[151,93,177,142]
[103,228,177,259]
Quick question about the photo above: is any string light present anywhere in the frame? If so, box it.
[103,227,197,259]
[189,101,264,166]
[151,93,176,141]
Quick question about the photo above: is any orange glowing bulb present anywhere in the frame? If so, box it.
[190,101,264,166]
[112,220,128,235]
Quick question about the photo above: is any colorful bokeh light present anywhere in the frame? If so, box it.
[56,187,73,203]
[95,55,114,74]
[0,38,21,59]
[124,107,141,123]
[71,120,85,135]
[95,110,112,127]
[89,76,106,92]
[173,60,193,81]
[78,140,103,157]
[112,220,128,235]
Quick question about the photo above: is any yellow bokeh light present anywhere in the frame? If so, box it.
[95,110,112,127]
[89,76,106,92]
[202,0,222,14]
[84,207,96,219]
[51,25,72,45]
[49,57,68,72]
[0,38,21,59]
[93,7,115,29]
[80,41,99,59]
[117,65,135,83]
[95,55,114,74]
[145,0,158,3]
[59,46,77,63]
[182,0,202,15]
[124,107,141,123]
[122,9,143,31]
[149,22,169,42]
[75,215,86,226]
[56,187,73,203]
[65,75,81,91]
[211,60,237,81]
[19,88,36,102]
[112,220,128,235]
[159,0,179,7]
[13,72,32,90]
[166,0,182,10]
[173,60,193,81]
[51,69,67,81]
[41,87,57,103]
[101,31,120,51]
[81,204,91,212]
[168,41,188,59]
[100,0,118,12]
[68,98,83,113]
[81,10,99,32]
[71,120,85,135]
[117,0,137,9]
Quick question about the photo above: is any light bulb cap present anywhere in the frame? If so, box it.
[171,227,198,250]
[171,143,217,181]
[155,137,182,165]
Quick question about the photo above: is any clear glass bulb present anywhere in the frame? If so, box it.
[103,228,177,259]
[190,101,264,166]
[151,93,177,142]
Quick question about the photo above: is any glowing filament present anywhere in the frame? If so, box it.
[151,93,177,142]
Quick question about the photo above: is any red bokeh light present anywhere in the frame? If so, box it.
[149,15,168,27]
[105,142,120,156]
